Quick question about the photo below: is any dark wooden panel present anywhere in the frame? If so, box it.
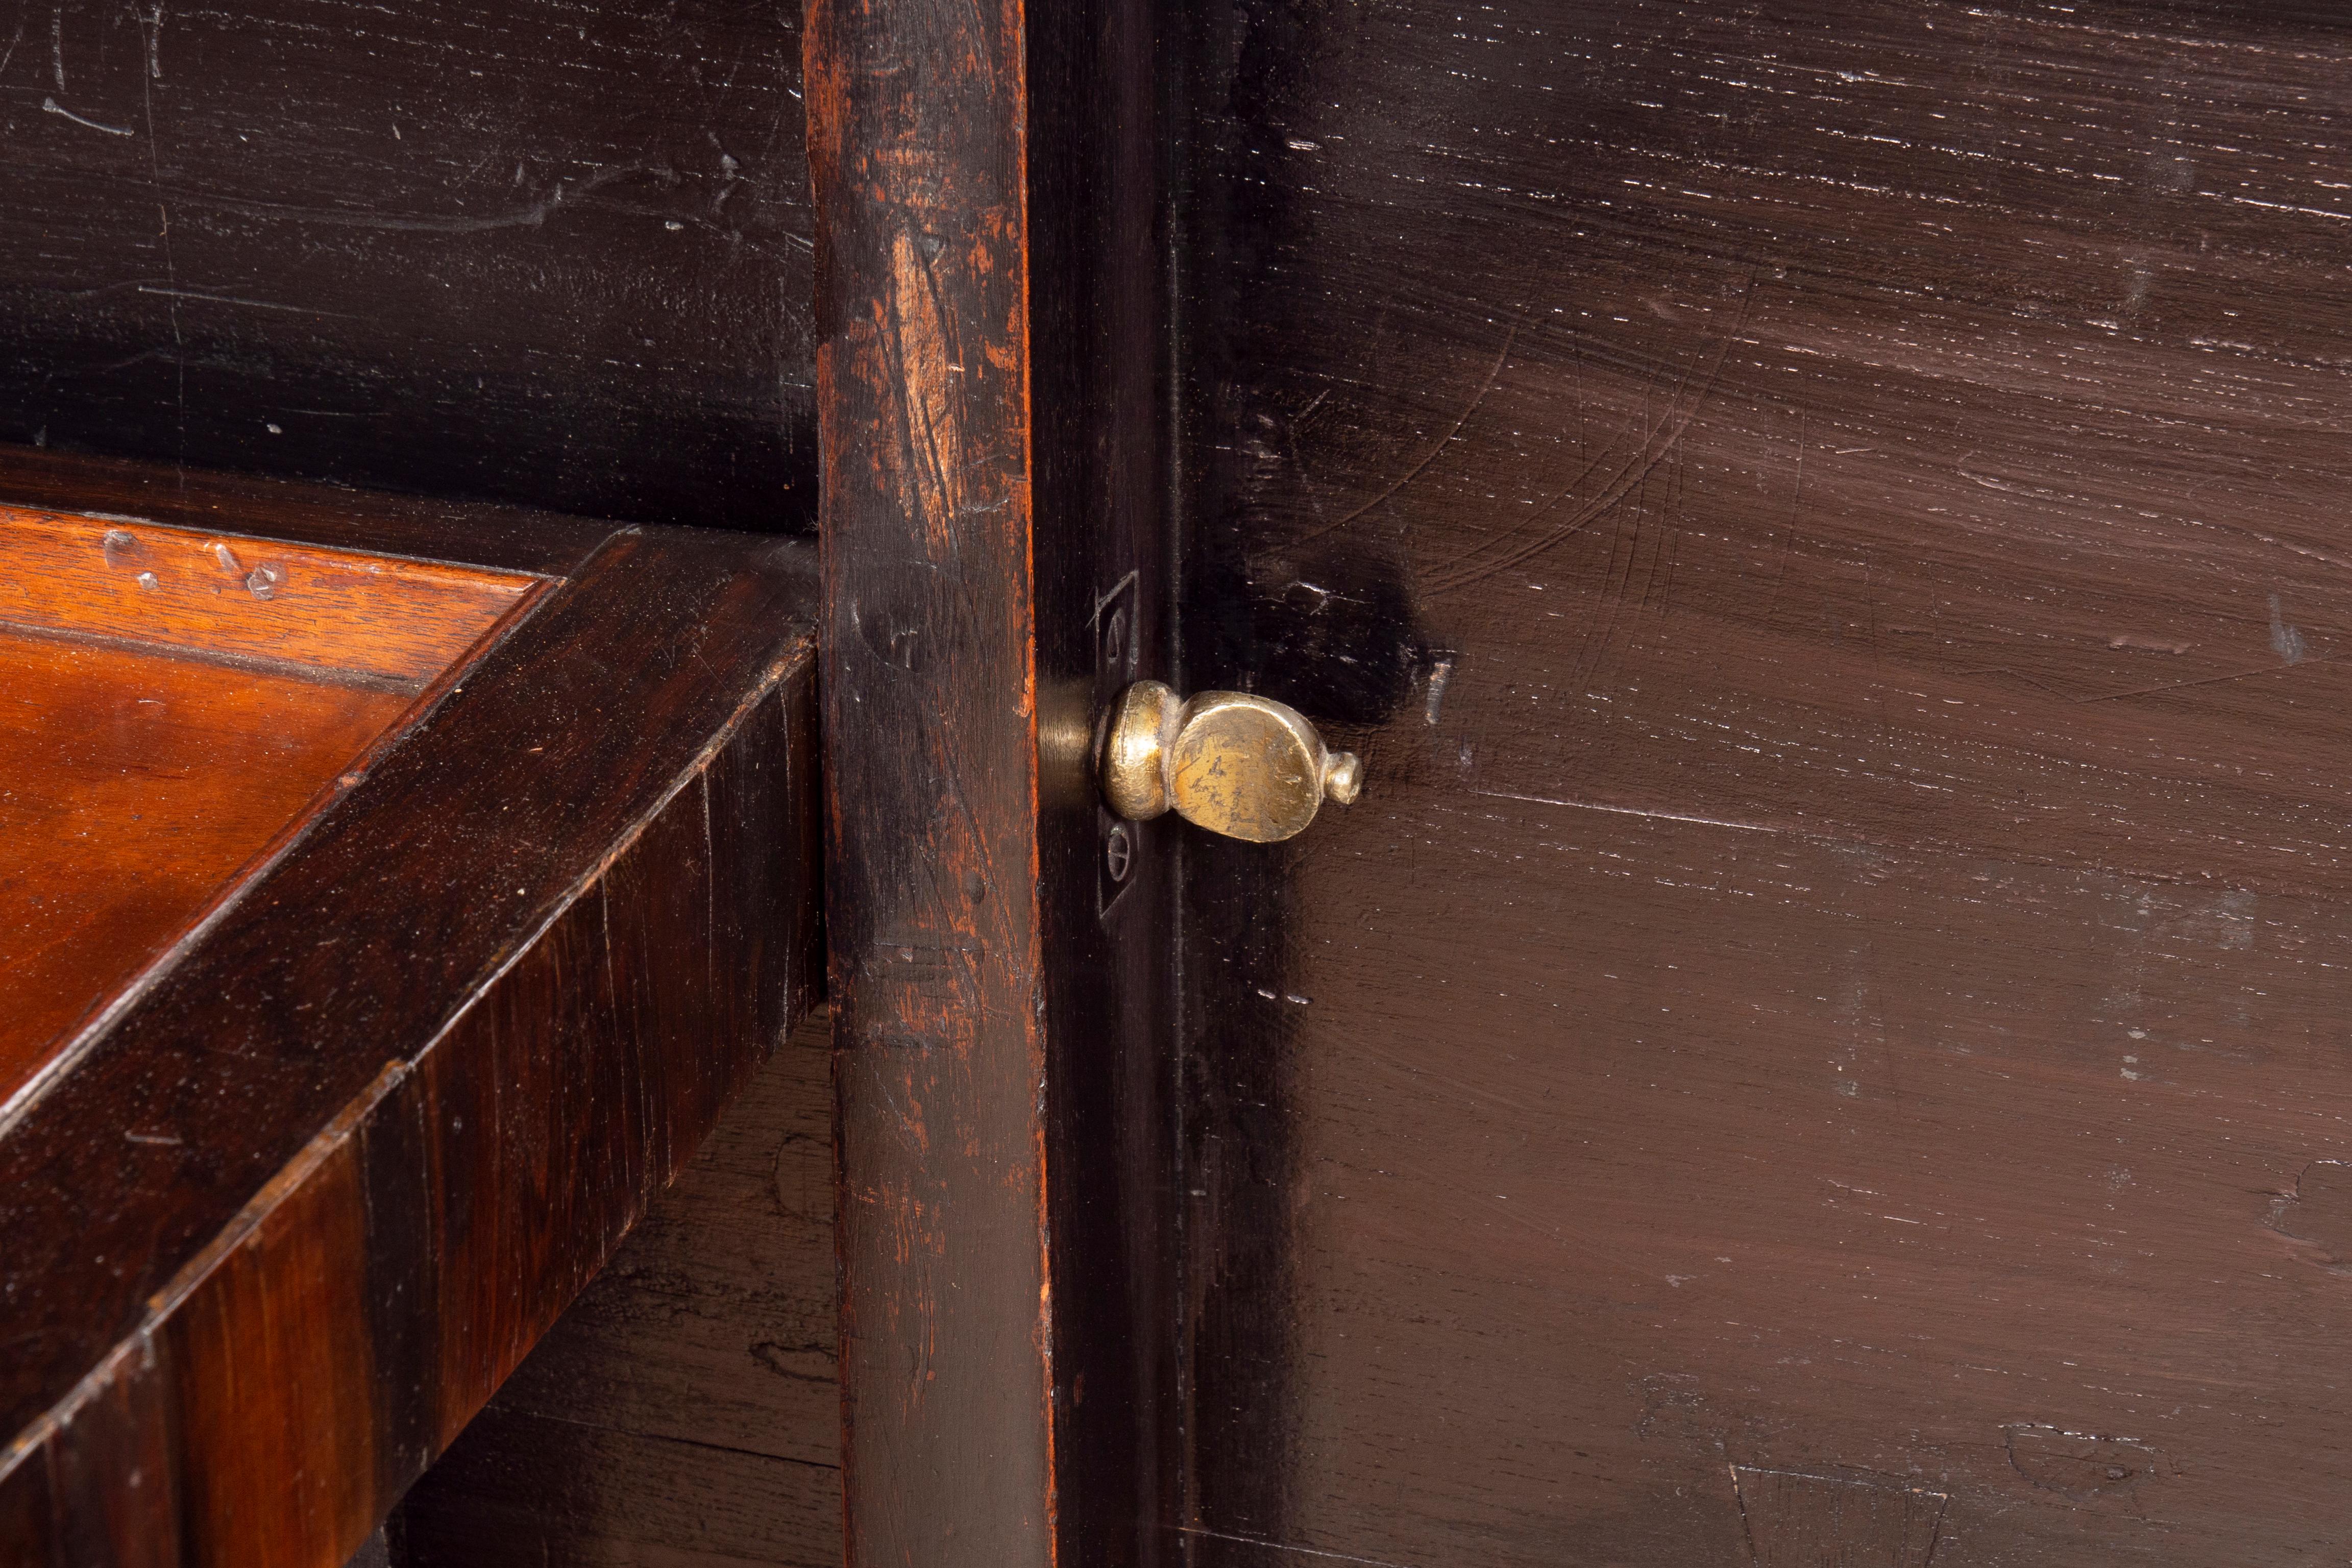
[0,0,813,532]
[1026,0,1185,1560]
[1173,2,2352,1564]
[392,1010,837,1564]
[0,482,821,1568]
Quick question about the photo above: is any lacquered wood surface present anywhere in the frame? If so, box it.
[1173,2,2352,1563]
[0,458,822,1568]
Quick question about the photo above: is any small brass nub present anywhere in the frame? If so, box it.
[1099,680,1362,844]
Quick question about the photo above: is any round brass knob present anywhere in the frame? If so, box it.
[1100,681,1361,843]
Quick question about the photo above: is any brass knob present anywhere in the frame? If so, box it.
[1100,681,1362,843]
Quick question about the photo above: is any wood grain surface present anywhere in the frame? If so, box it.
[391,1010,838,1566]
[0,470,822,1568]
[0,0,815,532]
[806,1,1056,1565]
[1172,2,2352,1564]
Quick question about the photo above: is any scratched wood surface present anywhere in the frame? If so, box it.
[805,0,1056,1560]
[1174,2,2352,1563]
[810,0,1184,1559]
[0,453,822,1568]
[0,0,813,532]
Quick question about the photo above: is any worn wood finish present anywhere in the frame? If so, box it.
[807,0,1054,1554]
[1175,2,2352,1564]
[810,0,1182,1558]
[391,1010,838,1565]
[0,0,815,533]
[0,455,822,1568]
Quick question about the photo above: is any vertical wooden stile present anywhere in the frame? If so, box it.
[810,0,1180,1559]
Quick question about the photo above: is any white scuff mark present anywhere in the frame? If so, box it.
[2270,592,2308,664]
[1423,656,1454,724]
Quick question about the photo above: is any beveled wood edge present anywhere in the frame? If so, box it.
[0,506,821,1448]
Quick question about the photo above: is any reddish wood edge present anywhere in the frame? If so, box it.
[0,575,551,1121]
[0,658,819,1568]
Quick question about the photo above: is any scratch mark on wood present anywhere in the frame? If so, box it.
[42,97,131,136]
[1469,788,1779,835]
[133,285,355,319]
[1175,1526,1427,1568]
[1426,274,1757,599]
[1293,316,1521,548]
[177,163,664,234]
[2073,654,2335,705]
[2003,1424,2164,1507]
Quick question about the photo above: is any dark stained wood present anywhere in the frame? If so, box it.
[390,1009,838,1565]
[1171,2,2352,1564]
[0,462,822,1568]
[1026,1,1185,1561]
[807,0,1054,1550]
[0,0,815,534]
[810,0,1182,1559]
